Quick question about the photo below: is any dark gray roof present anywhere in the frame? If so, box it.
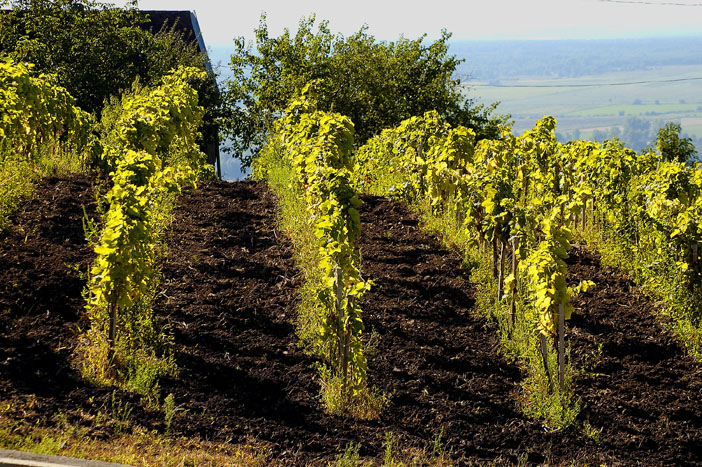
[142,10,212,74]
[142,10,207,55]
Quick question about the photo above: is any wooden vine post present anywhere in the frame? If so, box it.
[693,244,699,266]
[509,237,519,326]
[417,141,425,195]
[565,167,572,227]
[335,267,349,390]
[497,239,506,303]
[108,301,117,362]
[456,169,466,227]
[558,302,565,391]
[539,333,551,390]
[555,161,566,224]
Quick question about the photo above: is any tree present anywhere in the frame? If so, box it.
[0,0,217,118]
[622,116,653,153]
[0,0,221,165]
[222,15,506,168]
[656,122,697,163]
[1,0,149,113]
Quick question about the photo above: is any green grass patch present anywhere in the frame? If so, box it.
[0,142,88,232]
[0,412,270,467]
[0,160,38,231]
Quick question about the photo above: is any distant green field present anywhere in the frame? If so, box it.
[684,124,702,138]
[466,65,702,138]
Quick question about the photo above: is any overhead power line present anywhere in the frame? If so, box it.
[597,0,702,6]
[465,76,702,88]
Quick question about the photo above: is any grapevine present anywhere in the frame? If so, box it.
[265,83,372,402]
[82,66,208,380]
[0,58,93,164]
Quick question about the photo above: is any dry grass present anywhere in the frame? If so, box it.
[0,413,271,467]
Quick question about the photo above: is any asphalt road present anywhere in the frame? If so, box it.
[0,449,132,467]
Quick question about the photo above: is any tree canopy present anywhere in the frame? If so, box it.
[222,15,506,168]
[657,122,697,163]
[0,0,215,116]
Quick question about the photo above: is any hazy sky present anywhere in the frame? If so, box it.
[112,0,702,45]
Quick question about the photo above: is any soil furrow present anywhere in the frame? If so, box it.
[568,247,702,466]
[1,177,701,466]
[0,175,98,406]
[355,196,602,465]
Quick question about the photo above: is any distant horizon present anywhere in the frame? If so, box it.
[108,0,702,46]
[206,32,702,48]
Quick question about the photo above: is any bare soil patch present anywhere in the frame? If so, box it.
[567,248,702,466]
[1,177,701,466]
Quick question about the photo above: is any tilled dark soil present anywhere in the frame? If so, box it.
[0,175,96,401]
[1,175,701,466]
[567,249,702,466]
[153,188,598,465]
[0,175,145,433]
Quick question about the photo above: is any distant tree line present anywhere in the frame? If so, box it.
[559,118,699,162]
[453,38,702,81]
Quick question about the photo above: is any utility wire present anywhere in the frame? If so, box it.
[464,76,702,88]
[597,0,702,6]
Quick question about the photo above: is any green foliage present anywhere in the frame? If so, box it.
[353,114,607,428]
[585,151,702,355]
[0,160,35,231]
[79,67,207,391]
[355,112,594,336]
[656,122,696,163]
[522,219,574,338]
[273,89,370,390]
[98,66,209,173]
[163,393,176,435]
[144,24,222,155]
[0,57,95,230]
[1,0,149,114]
[255,89,386,417]
[223,14,504,168]
[252,138,323,345]
[417,199,581,431]
[0,58,94,163]
[334,442,362,467]
[353,110,475,205]
[0,0,217,118]
[555,127,702,356]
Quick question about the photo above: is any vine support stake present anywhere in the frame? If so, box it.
[558,302,565,391]
[456,169,466,227]
[509,237,519,327]
[693,244,698,265]
[418,141,425,195]
[497,239,506,303]
[539,333,551,391]
[335,267,348,388]
[108,301,117,363]
[343,300,352,393]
